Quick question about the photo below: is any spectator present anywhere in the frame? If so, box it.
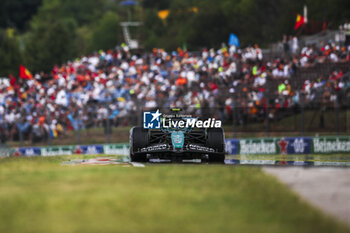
[0,34,349,143]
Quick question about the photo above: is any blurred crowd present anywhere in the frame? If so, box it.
[1,38,350,143]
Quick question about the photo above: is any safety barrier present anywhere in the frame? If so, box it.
[226,136,350,155]
[6,136,350,157]
[11,143,130,157]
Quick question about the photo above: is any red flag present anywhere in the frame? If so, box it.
[19,65,33,79]
[294,14,305,30]
[9,74,17,86]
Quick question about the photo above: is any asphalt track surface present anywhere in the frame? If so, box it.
[147,158,350,227]
[264,167,350,227]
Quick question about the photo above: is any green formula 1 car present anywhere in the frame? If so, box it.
[129,113,226,163]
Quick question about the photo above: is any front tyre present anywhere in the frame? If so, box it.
[129,127,149,162]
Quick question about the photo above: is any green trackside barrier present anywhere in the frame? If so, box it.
[312,136,350,154]
[238,138,279,155]
[0,145,14,158]
[37,144,130,157]
[103,143,129,156]
[41,145,75,156]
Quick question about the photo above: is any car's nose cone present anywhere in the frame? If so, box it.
[171,131,185,149]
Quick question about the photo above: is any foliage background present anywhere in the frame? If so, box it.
[0,0,349,75]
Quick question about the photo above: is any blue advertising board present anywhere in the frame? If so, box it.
[284,137,312,154]
[225,139,239,155]
[78,145,104,154]
[16,147,41,156]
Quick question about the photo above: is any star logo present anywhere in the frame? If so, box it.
[13,149,21,157]
[74,146,82,154]
[278,138,289,155]
[151,109,162,122]
[143,110,162,129]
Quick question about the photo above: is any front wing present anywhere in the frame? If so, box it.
[135,143,222,155]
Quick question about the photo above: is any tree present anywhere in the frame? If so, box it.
[0,0,41,31]
[25,14,79,72]
[0,30,22,76]
[87,11,120,53]
[142,0,170,10]
[143,9,166,50]
[57,0,109,26]
[142,0,350,50]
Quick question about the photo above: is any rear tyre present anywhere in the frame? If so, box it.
[129,127,149,162]
[207,128,225,163]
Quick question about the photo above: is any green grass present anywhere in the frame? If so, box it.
[0,155,349,233]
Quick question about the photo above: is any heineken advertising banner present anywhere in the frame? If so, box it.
[238,138,277,155]
[13,147,41,156]
[225,139,239,155]
[77,145,104,154]
[226,137,315,155]
[8,136,350,157]
[11,144,130,157]
[103,144,129,156]
[0,146,14,158]
[285,137,312,154]
[313,137,350,153]
[224,136,347,155]
[41,146,74,156]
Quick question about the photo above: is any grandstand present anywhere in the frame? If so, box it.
[0,36,349,146]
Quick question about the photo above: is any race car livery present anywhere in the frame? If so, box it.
[129,112,226,163]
